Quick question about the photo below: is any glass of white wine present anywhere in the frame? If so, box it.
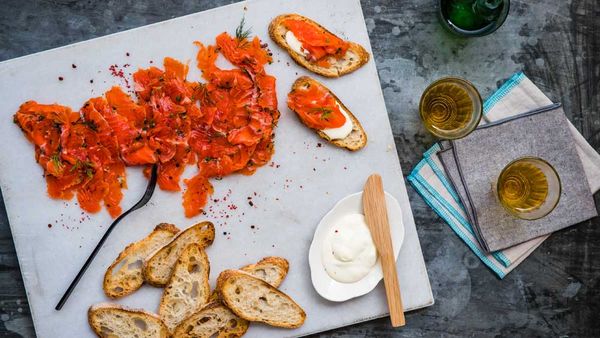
[495,157,561,220]
[419,77,483,140]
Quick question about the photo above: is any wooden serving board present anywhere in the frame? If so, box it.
[0,0,433,336]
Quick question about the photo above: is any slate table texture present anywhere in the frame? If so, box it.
[0,0,599,337]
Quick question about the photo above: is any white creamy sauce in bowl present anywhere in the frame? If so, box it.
[322,213,377,283]
[308,191,405,302]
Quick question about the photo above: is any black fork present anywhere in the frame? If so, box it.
[55,164,158,310]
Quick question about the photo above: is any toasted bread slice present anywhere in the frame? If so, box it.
[208,256,290,302]
[289,76,367,151]
[159,244,211,331]
[240,256,289,288]
[103,223,180,298]
[172,301,249,338]
[269,14,369,77]
[144,221,215,287]
[217,270,306,328]
[88,303,169,338]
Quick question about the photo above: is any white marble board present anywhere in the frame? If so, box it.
[0,0,434,336]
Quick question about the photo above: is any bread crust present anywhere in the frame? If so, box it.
[103,223,180,298]
[208,256,290,303]
[269,14,370,77]
[289,76,367,151]
[143,221,215,287]
[172,301,249,338]
[216,270,306,329]
[240,256,289,287]
[159,243,211,331]
[88,303,170,338]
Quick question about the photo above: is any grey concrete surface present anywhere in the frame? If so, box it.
[0,0,599,337]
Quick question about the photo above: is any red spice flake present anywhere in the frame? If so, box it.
[335,229,338,233]
[108,64,131,88]
[248,201,254,207]
[47,223,52,228]
[58,76,64,81]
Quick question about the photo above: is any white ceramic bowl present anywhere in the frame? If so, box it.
[308,191,405,302]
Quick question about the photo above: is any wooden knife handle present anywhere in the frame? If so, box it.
[380,249,406,327]
[363,174,406,327]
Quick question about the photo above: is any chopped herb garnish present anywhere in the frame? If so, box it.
[235,15,252,43]
[85,120,98,131]
[50,153,63,170]
[311,107,334,120]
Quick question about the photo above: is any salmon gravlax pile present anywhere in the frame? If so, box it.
[13,30,278,218]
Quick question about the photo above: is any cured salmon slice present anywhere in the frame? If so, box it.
[14,28,279,218]
[182,174,214,218]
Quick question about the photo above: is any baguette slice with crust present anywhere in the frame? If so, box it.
[269,14,369,77]
[216,270,306,328]
[160,243,211,331]
[208,256,290,302]
[289,76,367,151]
[88,303,169,338]
[172,301,249,338]
[240,256,289,288]
[103,223,180,298]
[143,221,215,287]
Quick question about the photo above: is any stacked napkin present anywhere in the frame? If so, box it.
[408,72,600,278]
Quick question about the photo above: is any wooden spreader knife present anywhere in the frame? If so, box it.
[363,174,406,327]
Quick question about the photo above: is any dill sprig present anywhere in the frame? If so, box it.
[50,153,64,170]
[235,16,252,43]
[311,107,334,120]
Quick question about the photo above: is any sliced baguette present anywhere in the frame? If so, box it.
[269,13,370,77]
[208,256,290,302]
[216,270,306,328]
[159,243,211,331]
[289,76,367,151]
[240,256,289,288]
[88,303,169,338]
[143,221,215,287]
[103,223,180,298]
[172,301,249,338]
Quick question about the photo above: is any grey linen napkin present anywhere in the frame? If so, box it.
[437,103,598,252]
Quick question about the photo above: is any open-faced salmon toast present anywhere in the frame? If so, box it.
[288,76,367,151]
[269,14,370,77]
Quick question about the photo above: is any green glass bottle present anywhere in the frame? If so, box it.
[439,0,510,37]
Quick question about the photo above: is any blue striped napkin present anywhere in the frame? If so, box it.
[408,72,600,278]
